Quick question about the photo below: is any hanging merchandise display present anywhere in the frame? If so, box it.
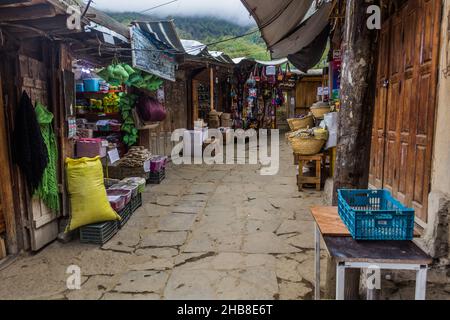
[13,91,49,194]
[231,61,293,130]
[118,92,139,146]
[35,103,60,213]
[137,96,167,123]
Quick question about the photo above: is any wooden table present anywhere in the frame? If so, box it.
[295,153,324,191]
[310,206,432,300]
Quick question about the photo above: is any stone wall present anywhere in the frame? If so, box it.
[423,0,450,260]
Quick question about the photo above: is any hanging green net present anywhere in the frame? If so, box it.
[34,102,60,213]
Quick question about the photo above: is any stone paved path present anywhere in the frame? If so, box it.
[1,138,329,300]
[1,138,447,300]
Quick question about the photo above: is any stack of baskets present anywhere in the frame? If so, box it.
[286,112,329,155]
[310,101,331,120]
[288,133,327,155]
[287,114,314,131]
[209,110,221,129]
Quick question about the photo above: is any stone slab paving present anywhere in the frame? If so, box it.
[1,138,448,300]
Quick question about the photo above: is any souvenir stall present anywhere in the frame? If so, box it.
[232,59,295,130]
[70,59,171,245]
[285,52,340,192]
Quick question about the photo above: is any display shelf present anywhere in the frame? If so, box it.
[76,90,124,95]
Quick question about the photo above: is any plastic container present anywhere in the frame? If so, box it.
[76,82,85,93]
[109,182,139,198]
[121,177,146,193]
[76,138,106,158]
[117,203,132,228]
[83,78,100,92]
[107,194,126,212]
[131,193,143,212]
[80,221,118,245]
[107,189,132,206]
[150,156,167,172]
[337,189,415,241]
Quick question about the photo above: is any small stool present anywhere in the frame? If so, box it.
[295,153,324,191]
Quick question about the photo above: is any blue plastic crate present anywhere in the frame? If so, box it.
[337,189,415,240]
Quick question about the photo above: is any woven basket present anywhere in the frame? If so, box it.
[310,104,331,119]
[287,115,314,131]
[290,137,325,155]
[313,129,329,141]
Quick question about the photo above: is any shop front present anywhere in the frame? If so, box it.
[232,58,298,130]
[0,1,176,256]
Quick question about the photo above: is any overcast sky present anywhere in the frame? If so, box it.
[91,0,255,26]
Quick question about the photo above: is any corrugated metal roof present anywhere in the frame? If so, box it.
[133,20,184,52]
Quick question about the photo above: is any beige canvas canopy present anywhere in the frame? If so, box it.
[241,0,333,59]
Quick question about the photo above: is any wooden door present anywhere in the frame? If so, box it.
[369,18,392,189]
[20,55,59,251]
[369,0,441,224]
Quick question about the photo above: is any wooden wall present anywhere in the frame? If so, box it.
[0,38,73,252]
[295,76,322,115]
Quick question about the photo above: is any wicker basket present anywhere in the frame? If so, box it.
[290,137,325,155]
[310,103,331,119]
[287,115,314,131]
[313,128,329,141]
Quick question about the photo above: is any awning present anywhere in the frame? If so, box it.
[288,23,331,72]
[181,39,234,66]
[255,58,288,66]
[133,20,184,52]
[209,51,235,64]
[241,0,315,47]
[181,39,209,56]
[269,1,332,59]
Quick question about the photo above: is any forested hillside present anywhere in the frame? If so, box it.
[109,12,270,60]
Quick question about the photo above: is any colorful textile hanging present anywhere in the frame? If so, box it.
[35,102,60,213]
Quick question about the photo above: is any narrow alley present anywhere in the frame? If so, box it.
[0,138,327,300]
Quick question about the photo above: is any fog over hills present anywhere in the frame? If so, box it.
[91,0,255,27]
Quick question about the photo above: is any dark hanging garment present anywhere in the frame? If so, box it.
[287,24,331,73]
[13,91,49,194]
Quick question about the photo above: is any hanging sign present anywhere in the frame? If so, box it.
[265,65,276,76]
[67,117,77,139]
[130,26,176,82]
[108,148,120,164]
[143,160,151,173]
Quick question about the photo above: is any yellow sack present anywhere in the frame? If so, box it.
[65,157,120,232]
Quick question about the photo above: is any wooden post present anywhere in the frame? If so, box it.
[332,0,379,199]
[210,67,214,111]
[329,0,380,300]
[0,73,18,255]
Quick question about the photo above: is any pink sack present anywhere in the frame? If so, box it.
[137,96,167,122]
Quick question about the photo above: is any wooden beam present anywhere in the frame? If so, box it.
[0,4,56,22]
[0,236,6,260]
[0,72,18,255]
[0,0,33,6]
[210,67,214,111]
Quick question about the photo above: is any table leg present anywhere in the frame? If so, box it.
[415,265,428,300]
[336,262,346,300]
[315,223,321,300]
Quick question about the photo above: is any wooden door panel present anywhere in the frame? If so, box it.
[0,196,4,234]
[420,0,436,64]
[370,0,440,224]
[415,73,431,136]
[369,20,391,188]
[389,15,403,77]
